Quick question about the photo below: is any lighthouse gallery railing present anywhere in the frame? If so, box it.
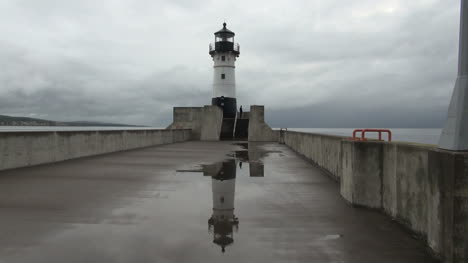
[209,42,240,53]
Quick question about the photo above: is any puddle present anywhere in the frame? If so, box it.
[227,151,249,162]
[175,144,271,252]
[205,159,239,253]
[232,142,249,149]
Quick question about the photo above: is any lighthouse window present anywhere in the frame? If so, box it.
[221,74,225,79]
[221,56,225,61]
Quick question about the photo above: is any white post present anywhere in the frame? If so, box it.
[439,0,468,150]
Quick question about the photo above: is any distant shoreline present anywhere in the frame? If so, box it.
[0,114,143,127]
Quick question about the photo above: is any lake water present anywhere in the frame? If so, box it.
[0,126,160,132]
[0,126,442,145]
[287,128,442,145]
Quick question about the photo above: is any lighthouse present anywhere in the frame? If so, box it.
[209,22,240,118]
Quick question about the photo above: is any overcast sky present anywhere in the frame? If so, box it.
[0,0,461,127]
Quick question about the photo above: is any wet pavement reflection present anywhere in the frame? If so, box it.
[207,160,239,253]
[0,141,439,263]
[177,142,266,253]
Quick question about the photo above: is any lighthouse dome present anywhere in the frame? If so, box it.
[209,22,240,56]
[214,22,235,37]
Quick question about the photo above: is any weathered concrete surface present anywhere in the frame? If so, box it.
[341,141,383,209]
[0,129,191,172]
[0,141,437,263]
[283,131,468,262]
[200,105,223,141]
[248,105,278,142]
[167,107,204,139]
[168,105,273,142]
[394,145,430,235]
[167,106,223,141]
[282,131,342,181]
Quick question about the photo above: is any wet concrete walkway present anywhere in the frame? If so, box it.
[0,141,437,262]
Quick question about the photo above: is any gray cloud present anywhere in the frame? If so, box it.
[0,0,461,127]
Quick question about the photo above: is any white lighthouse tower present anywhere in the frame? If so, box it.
[209,22,240,118]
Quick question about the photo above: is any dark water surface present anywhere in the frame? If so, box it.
[288,128,441,145]
[0,141,437,263]
[0,126,441,145]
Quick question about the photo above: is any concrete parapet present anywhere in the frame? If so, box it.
[200,105,223,141]
[168,105,274,142]
[167,106,223,141]
[248,105,278,142]
[341,141,383,209]
[283,131,342,181]
[0,129,191,172]
[167,107,203,140]
[282,130,468,262]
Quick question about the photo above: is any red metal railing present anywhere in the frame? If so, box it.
[352,129,392,142]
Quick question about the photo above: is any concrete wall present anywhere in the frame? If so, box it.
[167,107,203,139]
[282,131,468,263]
[168,104,274,142]
[283,131,342,181]
[341,141,383,209]
[200,105,223,141]
[167,106,223,141]
[0,129,191,171]
[248,105,278,142]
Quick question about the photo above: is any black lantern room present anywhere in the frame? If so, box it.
[209,23,240,56]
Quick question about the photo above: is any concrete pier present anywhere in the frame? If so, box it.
[0,129,191,172]
[283,131,468,262]
[0,141,437,262]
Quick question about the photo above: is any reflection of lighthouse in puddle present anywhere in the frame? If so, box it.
[174,145,265,252]
[207,159,239,253]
